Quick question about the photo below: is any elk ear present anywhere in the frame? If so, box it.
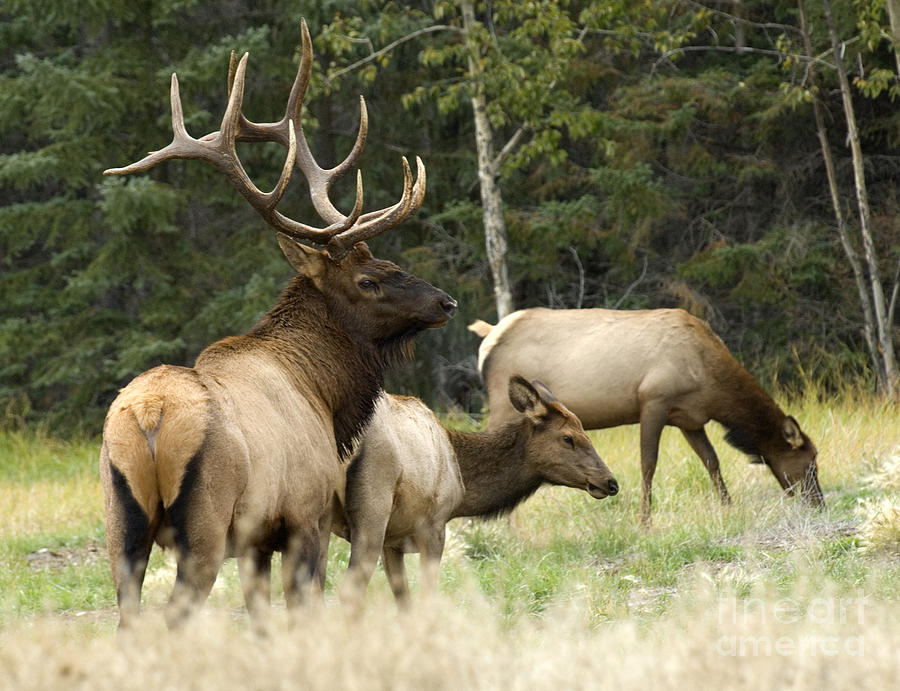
[782,416,804,449]
[350,242,373,260]
[278,234,326,277]
[508,376,551,424]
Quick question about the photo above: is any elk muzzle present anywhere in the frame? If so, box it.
[588,477,619,499]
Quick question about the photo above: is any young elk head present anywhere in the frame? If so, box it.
[758,417,824,508]
[509,376,619,499]
[105,18,456,337]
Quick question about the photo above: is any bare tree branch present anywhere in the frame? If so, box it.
[568,246,585,309]
[614,256,649,309]
[490,124,531,175]
[680,0,803,36]
[326,25,463,82]
[888,255,900,330]
[652,44,842,74]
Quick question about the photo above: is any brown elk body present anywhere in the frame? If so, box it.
[469,308,823,524]
[332,377,618,606]
[99,22,456,627]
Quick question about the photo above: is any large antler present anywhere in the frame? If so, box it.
[104,18,426,259]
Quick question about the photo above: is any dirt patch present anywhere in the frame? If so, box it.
[716,520,858,551]
[25,541,104,572]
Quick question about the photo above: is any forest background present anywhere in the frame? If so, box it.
[2,0,898,435]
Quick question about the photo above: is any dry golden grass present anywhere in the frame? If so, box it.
[0,392,898,689]
[0,586,897,691]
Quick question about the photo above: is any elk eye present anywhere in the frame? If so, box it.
[562,435,574,448]
[357,277,379,292]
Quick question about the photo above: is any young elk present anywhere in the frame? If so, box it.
[332,377,618,607]
[99,20,456,628]
[469,308,823,525]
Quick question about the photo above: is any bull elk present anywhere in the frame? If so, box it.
[469,308,823,525]
[332,377,618,607]
[99,20,457,628]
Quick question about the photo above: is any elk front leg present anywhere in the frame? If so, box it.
[381,545,410,608]
[281,529,322,610]
[681,426,731,506]
[238,548,273,620]
[340,517,389,610]
[416,527,446,602]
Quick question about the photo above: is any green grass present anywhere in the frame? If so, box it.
[0,393,898,687]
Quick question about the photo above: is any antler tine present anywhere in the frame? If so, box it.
[326,156,426,256]
[104,73,195,175]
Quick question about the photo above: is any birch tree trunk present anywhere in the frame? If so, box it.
[886,0,900,77]
[460,0,514,319]
[797,0,880,380]
[822,0,899,395]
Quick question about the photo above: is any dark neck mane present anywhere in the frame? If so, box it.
[244,276,411,458]
[712,364,785,457]
[446,421,543,519]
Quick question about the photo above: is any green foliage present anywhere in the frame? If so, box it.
[1,0,899,433]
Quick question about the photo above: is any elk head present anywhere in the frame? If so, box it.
[279,237,457,346]
[104,18,455,330]
[759,417,824,508]
[509,376,619,499]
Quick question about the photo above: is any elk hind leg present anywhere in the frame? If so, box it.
[106,472,159,629]
[638,403,669,527]
[681,427,731,505]
[163,461,229,627]
[165,523,228,628]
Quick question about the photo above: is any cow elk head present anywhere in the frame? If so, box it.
[509,376,619,499]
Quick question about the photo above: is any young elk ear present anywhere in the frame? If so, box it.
[782,416,804,449]
[278,233,326,277]
[508,376,552,424]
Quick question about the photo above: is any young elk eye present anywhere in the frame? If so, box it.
[357,277,378,292]
[562,434,574,448]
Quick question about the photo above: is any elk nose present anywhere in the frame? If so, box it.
[607,479,619,496]
[441,295,458,318]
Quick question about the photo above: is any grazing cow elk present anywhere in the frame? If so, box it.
[332,376,618,606]
[469,308,823,524]
[99,21,457,628]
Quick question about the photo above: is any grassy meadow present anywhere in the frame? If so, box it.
[0,391,898,689]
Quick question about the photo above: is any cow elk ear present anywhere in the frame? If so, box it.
[278,234,326,277]
[508,376,550,424]
[782,416,804,449]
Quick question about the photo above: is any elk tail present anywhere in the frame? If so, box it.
[467,319,495,339]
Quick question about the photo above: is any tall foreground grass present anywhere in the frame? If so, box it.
[0,393,898,689]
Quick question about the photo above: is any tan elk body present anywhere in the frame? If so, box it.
[99,22,456,628]
[333,377,618,605]
[469,308,823,523]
